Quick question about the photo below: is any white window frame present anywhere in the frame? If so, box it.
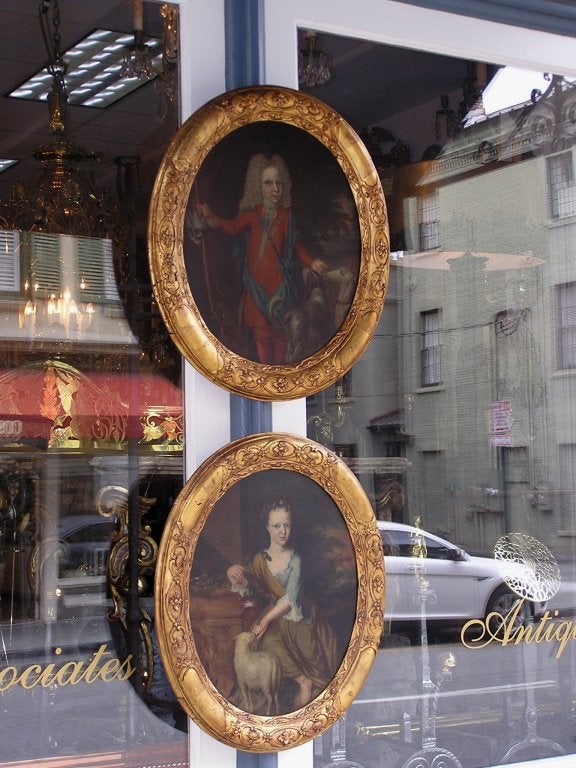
[263,2,576,95]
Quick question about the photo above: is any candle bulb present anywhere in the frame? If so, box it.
[133,0,143,32]
[47,294,57,323]
[68,299,78,335]
[23,300,35,333]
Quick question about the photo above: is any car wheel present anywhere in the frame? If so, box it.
[486,585,530,631]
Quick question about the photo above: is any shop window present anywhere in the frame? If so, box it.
[420,309,442,386]
[303,22,576,768]
[547,151,576,219]
[417,191,440,250]
[555,281,576,369]
[382,528,454,559]
[0,0,187,762]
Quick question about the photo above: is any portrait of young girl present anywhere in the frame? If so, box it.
[189,469,358,715]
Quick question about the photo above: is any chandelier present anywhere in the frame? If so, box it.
[0,0,123,347]
[0,0,116,239]
[0,1,180,355]
[298,31,332,88]
[120,0,155,81]
[154,4,179,120]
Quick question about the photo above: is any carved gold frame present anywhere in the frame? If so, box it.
[148,85,389,400]
[154,432,385,752]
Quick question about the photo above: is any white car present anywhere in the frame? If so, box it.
[378,521,543,626]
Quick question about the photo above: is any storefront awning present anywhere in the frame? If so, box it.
[0,362,182,450]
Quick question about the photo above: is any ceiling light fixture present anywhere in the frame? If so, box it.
[9,29,162,109]
[0,160,18,174]
[298,31,332,88]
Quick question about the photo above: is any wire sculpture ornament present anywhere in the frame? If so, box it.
[494,532,561,602]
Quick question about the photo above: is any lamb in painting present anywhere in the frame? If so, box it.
[234,631,283,715]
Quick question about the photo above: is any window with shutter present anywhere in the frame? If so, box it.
[421,308,442,386]
[0,229,20,292]
[28,233,120,303]
[556,282,576,369]
[547,152,576,219]
[418,192,440,250]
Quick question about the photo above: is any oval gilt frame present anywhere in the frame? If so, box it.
[154,432,385,752]
[148,85,389,400]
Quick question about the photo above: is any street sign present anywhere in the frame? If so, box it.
[490,400,512,433]
[491,433,512,447]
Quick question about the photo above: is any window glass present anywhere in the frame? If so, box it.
[548,153,576,218]
[306,36,576,768]
[556,281,576,369]
[421,310,443,386]
[418,192,440,250]
[0,2,187,766]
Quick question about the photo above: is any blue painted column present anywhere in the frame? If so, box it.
[224,0,264,87]
[225,0,272,442]
[224,2,275,766]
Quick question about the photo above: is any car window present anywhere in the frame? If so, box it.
[380,530,411,556]
[65,522,114,544]
[380,529,453,559]
[423,536,454,560]
[380,530,401,556]
[387,530,416,556]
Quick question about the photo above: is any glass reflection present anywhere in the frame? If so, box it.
[0,0,184,763]
[309,48,576,768]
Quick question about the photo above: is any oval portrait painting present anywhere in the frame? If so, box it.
[186,121,360,367]
[148,86,389,400]
[154,433,385,752]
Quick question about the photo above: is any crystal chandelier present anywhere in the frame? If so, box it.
[0,0,116,238]
[120,0,156,81]
[298,31,332,87]
[154,4,179,120]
